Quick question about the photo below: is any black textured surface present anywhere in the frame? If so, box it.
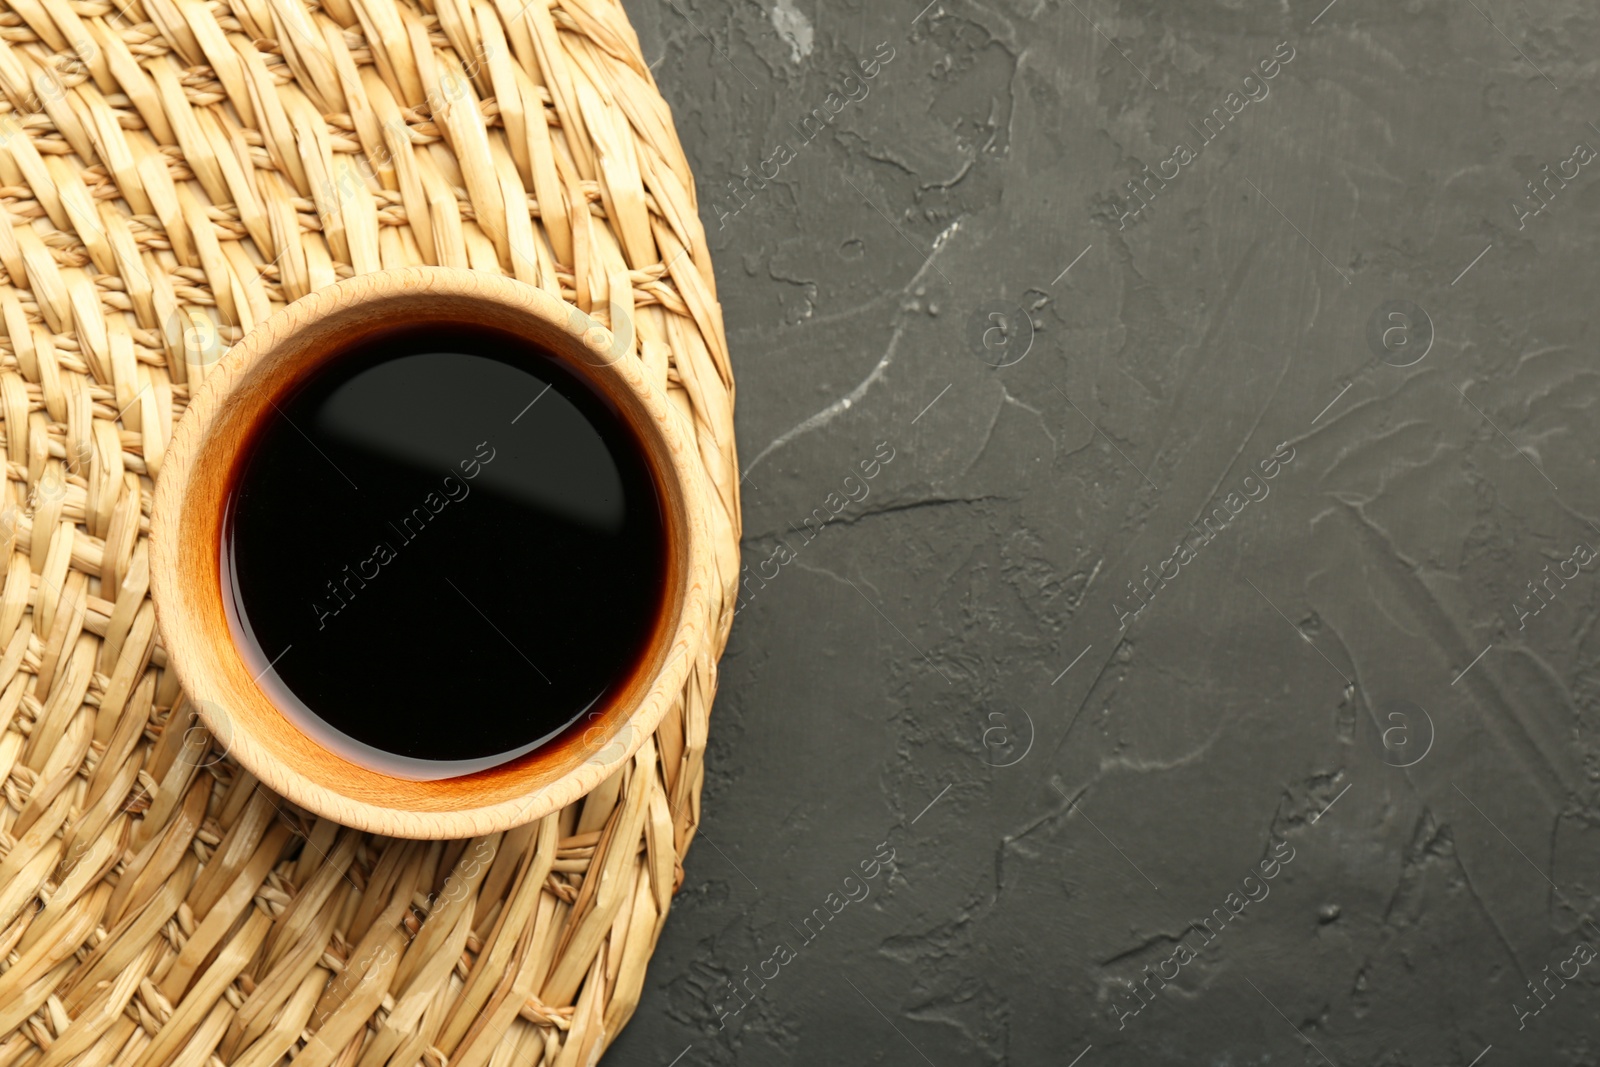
[611,1,1600,1063]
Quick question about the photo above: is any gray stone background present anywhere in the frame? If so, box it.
[608,0,1600,1063]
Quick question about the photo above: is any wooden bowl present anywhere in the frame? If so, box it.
[150,267,712,838]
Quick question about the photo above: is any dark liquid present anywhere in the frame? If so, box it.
[222,324,668,780]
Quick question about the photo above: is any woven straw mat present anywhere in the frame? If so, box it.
[0,0,740,1061]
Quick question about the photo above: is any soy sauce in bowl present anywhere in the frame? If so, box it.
[222,323,669,780]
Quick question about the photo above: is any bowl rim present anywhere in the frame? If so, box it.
[149,266,711,838]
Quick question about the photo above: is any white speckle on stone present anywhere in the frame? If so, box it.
[740,218,962,479]
[771,0,813,62]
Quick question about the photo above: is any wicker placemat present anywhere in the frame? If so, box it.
[0,0,738,1061]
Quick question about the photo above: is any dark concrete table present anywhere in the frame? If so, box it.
[611,1,1600,1063]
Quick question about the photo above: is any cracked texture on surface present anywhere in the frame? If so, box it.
[615,0,1600,1063]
